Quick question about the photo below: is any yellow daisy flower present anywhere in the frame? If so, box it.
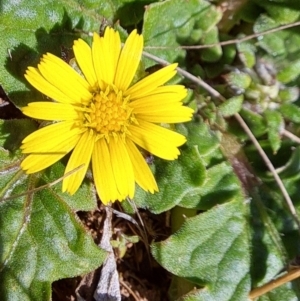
[21,27,194,204]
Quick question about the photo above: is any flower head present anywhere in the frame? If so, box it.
[21,27,194,204]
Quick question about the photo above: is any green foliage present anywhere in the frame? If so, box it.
[142,0,221,68]
[219,95,244,117]
[237,40,257,68]
[152,200,250,301]
[280,103,300,123]
[264,109,283,153]
[277,58,300,83]
[257,283,300,301]
[2,0,300,300]
[0,120,106,301]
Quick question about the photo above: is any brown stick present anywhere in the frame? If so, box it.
[249,268,300,299]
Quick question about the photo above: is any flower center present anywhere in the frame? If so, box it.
[82,85,135,140]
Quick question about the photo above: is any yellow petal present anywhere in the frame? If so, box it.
[135,105,194,123]
[63,130,95,195]
[92,29,121,87]
[25,67,75,104]
[126,139,158,193]
[73,39,97,87]
[145,85,187,95]
[125,63,178,99]
[114,29,143,91]
[38,53,92,103]
[92,139,121,204]
[22,102,79,121]
[108,137,135,200]
[128,120,186,160]
[21,121,81,153]
[21,153,66,174]
[131,85,187,109]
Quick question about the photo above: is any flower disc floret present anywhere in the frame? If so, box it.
[82,85,136,140]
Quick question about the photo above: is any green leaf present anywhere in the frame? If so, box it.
[237,40,257,68]
[219,95,244,117]
[0,119,37,153]
[278,87,299,103]
[0,172,105,301]
[249,195,288,288]
[0,187,106,301]
[254,0,300,24]
[179,119,222,166]
[226,72,252,91]
[152,200,250,301]
[142,0,215,68]
[274,147,300,179]
[194,4,222,32]
[0,1,91,94]
[113,0,158,27]
[239,108,267,137]
[277,59,300,83]
[242,141,300,294]
[200,26,222,62]
[188,29,203,44]
[184,161,242,210]
[264,109,283,154]
[0,121,105,300]
[203,42,236,78]
[254,15,285,56]
[39,161,98,211]
[280,103,300,123]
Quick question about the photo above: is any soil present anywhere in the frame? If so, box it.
[52,205,171,301]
